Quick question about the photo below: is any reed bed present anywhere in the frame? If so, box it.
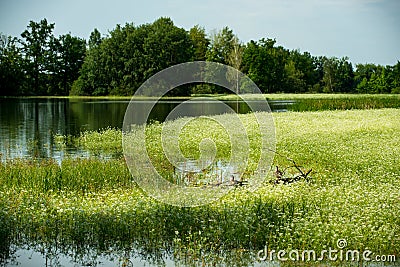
[288,96,400,111]
[217,93,400,111]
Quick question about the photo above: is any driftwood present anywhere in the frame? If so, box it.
[273,165,312,185]
[270,149,312,185]
[194,149,312,187]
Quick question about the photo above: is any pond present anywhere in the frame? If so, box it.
[0,97,293,161]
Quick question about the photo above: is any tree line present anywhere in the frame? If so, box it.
[1,17,399,96]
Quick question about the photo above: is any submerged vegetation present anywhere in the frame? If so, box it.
[1,109,400,265]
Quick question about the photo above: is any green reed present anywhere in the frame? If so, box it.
[288,95,400,111]
[0,158,132,193]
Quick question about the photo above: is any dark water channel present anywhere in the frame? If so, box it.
[0,97,293,161]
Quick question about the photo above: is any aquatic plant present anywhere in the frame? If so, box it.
[1,109,399,266]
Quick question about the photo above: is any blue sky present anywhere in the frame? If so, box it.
[1,0,399,65]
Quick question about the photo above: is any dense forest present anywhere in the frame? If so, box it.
[1,17,399,96]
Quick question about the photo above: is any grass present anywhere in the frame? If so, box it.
[288,96,400,111]
[1,109,400,266]
[216,93,400,100]
[217,93,400,111]
[266,93,400,100]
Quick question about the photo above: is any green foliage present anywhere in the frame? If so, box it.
[49,33,86,95]
[283,60,307,93]
[355,62,400,94]
[71,18,193,96]
[20,19,56,95]
[189,25,209,61]
[76,127,122,154]
[1,17,399,96]
[88,28,102,49]
[0,109,399,264]
[206,26,235,65]
[0,35,24,95]
[288,95,400,111]
[321,56,354,93]
[242,38,288,93]
[0,19,86,96]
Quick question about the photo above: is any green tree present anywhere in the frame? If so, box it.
[189,25,209,61]
[71,41,107,95]
[20,18,56,95]
[336,57,354,92]
[143,18,193,96]
[354,63,389,93]
[0,34,24,95]
[388,61,400,93]
[321,57,338,93]
[368,66,390,93]
[242,39,270,93]
[242,38,288,93]
[143,18,192,75]
[354,63,374,93]
[51,34,86,95]
[206,27,235,64]
[72,17,193,96]
[226,36,244,94]
[287,50,321,92]
[283,60,306,93]
[322,57,354,93]
[88,28,102,49]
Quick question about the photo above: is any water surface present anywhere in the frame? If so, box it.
[0,98,292,160]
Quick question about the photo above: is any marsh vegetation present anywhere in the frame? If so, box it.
[1,107,399,266]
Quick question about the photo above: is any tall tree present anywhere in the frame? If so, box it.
[389,61,400,93]
[226,36,244,94]
[321,57,338,93]
[0,34,24,95]
[287,50,321,91]
[336,57,354,92]
[189,25,209,61]
[242,38,288,93]
[321,57,354,93]
[72,17,193,96]
[20,19,56,95]
[143,17,193,96]
[88,28,102,49]
[283,60,306,93]
[206,27,235,64]
[52,34,86,95]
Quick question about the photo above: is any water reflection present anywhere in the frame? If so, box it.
[0,98,293,161]
[2,242,396,266]
[0,237,265,267]
[173,160,240,186]
[0,98,126,160]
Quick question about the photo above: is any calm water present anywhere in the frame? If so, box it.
[0,97,292,160]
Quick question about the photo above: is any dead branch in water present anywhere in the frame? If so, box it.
[269,148,313,185]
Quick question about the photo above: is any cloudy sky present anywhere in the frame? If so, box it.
[1,0,399,65]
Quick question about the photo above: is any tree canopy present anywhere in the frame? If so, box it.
[0,17,399,96]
